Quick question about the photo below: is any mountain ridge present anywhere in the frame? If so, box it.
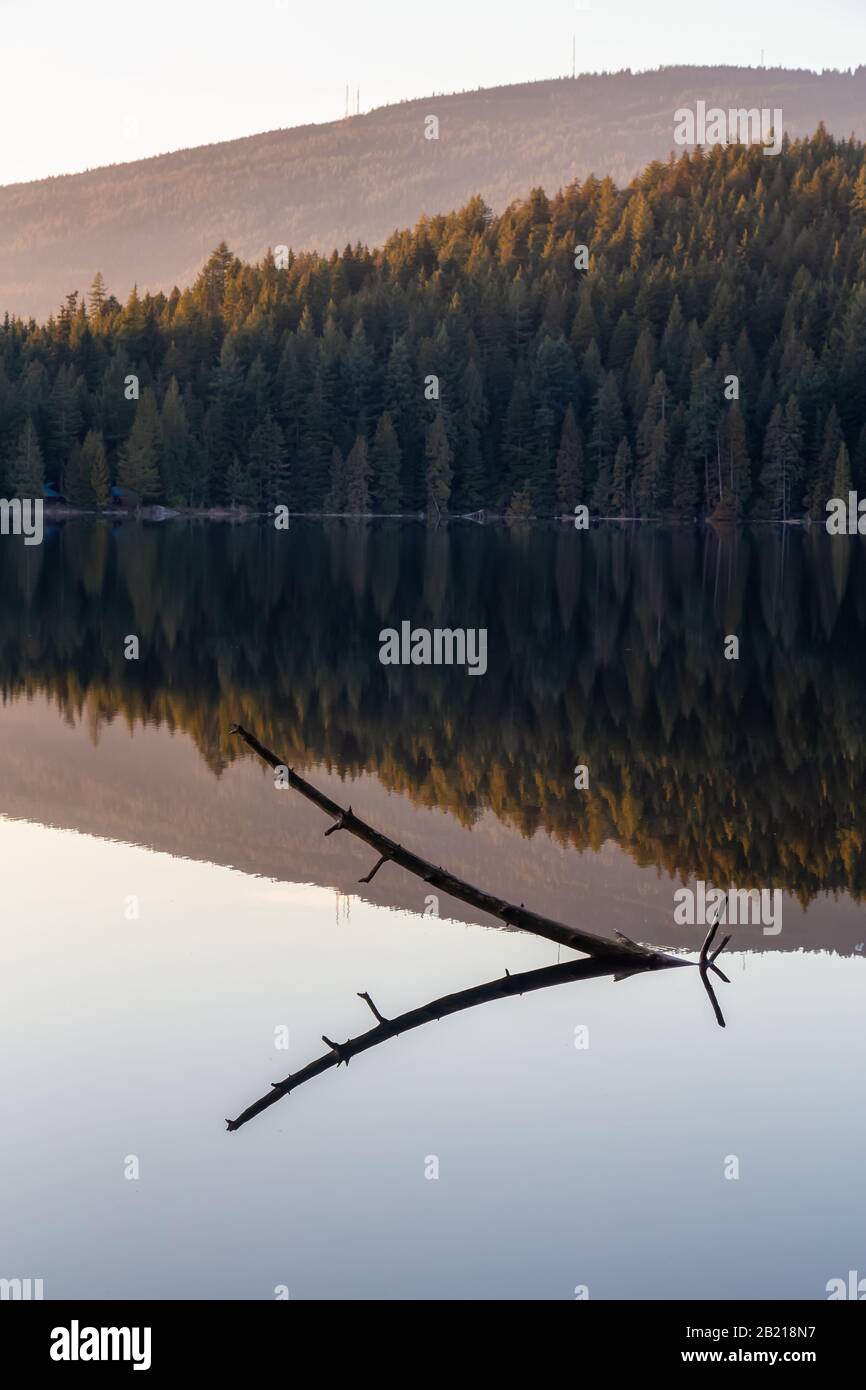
[3,64,866,319]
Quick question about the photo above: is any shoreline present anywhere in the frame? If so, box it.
[38,504,817,528]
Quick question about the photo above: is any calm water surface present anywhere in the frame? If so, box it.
[0,520,863,1298]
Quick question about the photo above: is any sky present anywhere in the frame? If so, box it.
[1,0,865,186]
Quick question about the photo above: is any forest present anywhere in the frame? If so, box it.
[2,127,866,520]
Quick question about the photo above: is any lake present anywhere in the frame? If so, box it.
[1,519,863,1299]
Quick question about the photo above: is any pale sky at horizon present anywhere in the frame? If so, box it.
[1,0,865,187]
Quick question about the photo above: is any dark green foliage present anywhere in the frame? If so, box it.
[81,429,111,507]
[555,404,584,514]
[425,414,453,521]
[344,435,371,515]
[11,418,44,496]
[4,130,866,518]
[370,413,403,513]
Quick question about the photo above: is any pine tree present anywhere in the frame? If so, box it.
[717,401,751,515]
[555,404,584,514]
[49,365,83,471]
[670,451,697,516]
[82,429,111,507]
[590,372,624,507]
[298,368,333,510]
[325,446,345,512]
[118,388,161,500]
[11,419,44,497]
[782,396,805,515]
[198,242,237,315]
[87,272,108,322]
[160,378,190,504]
[347,321,377,435]
[636,371,670,517]
[760,398,804,520]
[505,481,533,524]
[660,296,687,383]
[685,358,719,512]
[502,379,533,497]
[591,453,612,514]
[832,441,852,497]
[807,406,844,519]
[248,414,289,508]
[610,438,632,516]
[225,455,256,507]
[569,282,599,354]
[63,442,95,507]
[384,335,418,504]
[425,414,453,522]
[371,412,402,513]
[344,435,371,514]
[626,326,656,420]
[455,358,489,511]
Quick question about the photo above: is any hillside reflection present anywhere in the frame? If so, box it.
[1,519,865,903]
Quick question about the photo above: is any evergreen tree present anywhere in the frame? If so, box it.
[11,418,44,497]
[610,437,632,516]
[807,406,844,519]
[347,321,377,435]
[118,388,161,500]
[590,371,624,505]
[225,455,256,507]
[455,358,488,510]
[87,272,108,322]
[636,371,670,517]
[384,335,418,505]
[502,379,533,498]
[371,412,402,513]
[555,404,584,513]
[63,442,95,507]
[670,451,698,516]
[82,429,111,507]
[425,414,453,521]
[248,414,289,507]
[160,378,190,504]
[344,435,371,514]
[49,365,83,471]
[760,398,803,520]
[325,446,345,512]
[717,401,751,515]
[832,441,852,498]
[505,481,533,524]
[685,358,719,512]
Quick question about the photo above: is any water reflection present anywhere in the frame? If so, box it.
[1,517,864,1295]
[227,722,724,1131]
[2,519,865,906]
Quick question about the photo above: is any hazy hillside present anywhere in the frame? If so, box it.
[2,64,866,320]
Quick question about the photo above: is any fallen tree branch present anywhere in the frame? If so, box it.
[225,722,730,1131]
[229,723,684,967]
